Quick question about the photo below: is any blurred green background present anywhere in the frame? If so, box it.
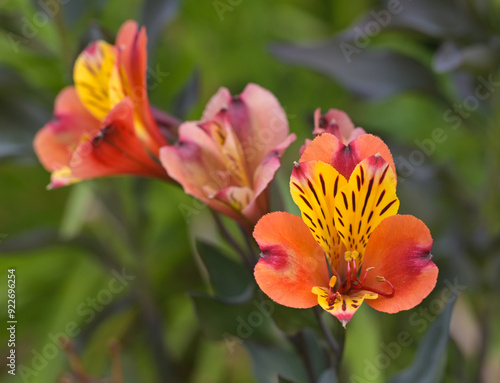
[1,0,500,382]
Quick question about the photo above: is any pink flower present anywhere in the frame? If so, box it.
[160,84,296,229]
[300,109,366,156]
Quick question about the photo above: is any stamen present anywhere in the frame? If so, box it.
[344,251,352,261]
[359,266,375,285]
[357,276,395,298]
[329,276,337,288]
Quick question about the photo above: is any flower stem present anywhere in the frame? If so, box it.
[239,223,258,266]
[314,307,345,374]
[288,332,316,383]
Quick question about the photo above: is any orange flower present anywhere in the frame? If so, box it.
[254,135,438,327]
[34,21,177,188]
[160,84,296,228]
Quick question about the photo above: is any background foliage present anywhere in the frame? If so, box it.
[1,0,499,382]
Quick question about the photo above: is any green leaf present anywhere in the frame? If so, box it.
[246,341,308,383]
[278,375,297,383]
[141,0,179,52]
[190,290,280,345]
[318,368,337,383]
[270,41,437,100]
[195,239,252,298]
[0,229,58,254]
[389,298,456,383]
[271,305,319,335]
[60,183,96,240]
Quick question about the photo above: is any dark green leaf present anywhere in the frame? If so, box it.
[0,229,59,254]
[271,305,319,335]
[317,368,337,383]
[246,341,308,383]
[141,0,179,52]
[196,239,252,298]
[278,376,297,383]
[271,41,437,100]
[389,298,456,383]
[190,290,279,344]
[379,0,478,39]
[172,69,200,119]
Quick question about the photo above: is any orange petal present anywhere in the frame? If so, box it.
[362,215,438,313]
[290,160,347,272]
[335,155,399,261]
[115,21,147,94]
[254,212,329,309]
[300,133,395,180]
[115,20,167,155]
[69,98,167,182]
[34,87,100,172]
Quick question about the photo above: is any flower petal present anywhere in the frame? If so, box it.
[115,20,168,154]
[300,133,395,180]
[73,41,117,120]
[160,122,244,221]
[230,83,290,173]
[202,87,232,121]
[254,212,329,308]
[362,215,438,314]
[34,87,100,172]
[290,160,347,272]
[313,287,378,327]
[335,155,399,261]
[115,20,147,97]
[313,108,366,145]
[69,98,167,181]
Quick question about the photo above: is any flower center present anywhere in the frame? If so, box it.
[326,251,395,306]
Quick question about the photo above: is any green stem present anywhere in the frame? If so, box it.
[314,307,345,374]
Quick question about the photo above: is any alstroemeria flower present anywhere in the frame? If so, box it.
[160,84,296,229]
[34,21,177,188]
[254,152,438,326]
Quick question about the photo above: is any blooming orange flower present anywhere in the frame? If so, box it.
[254,135,438,327]
[34,21,177,188]
[160,84,296,229]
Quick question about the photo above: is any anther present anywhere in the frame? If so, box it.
[329,276,337,288]
[344,251,352,261]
